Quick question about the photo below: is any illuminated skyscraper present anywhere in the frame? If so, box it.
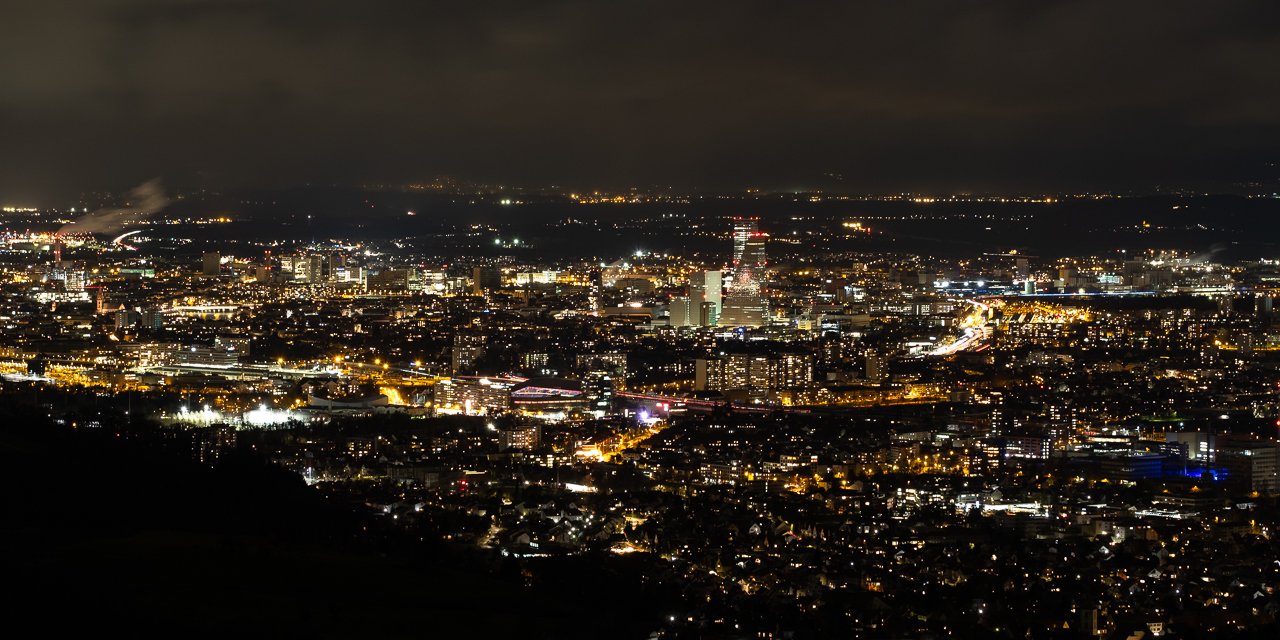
[734,237,766,295]
[727,218,766,295]
[720,218,767,327]
[732,218,757,264]
[669,295,694,327]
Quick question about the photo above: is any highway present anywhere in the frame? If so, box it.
[927,300,992,356]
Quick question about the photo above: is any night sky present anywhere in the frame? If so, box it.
[3,1,1280,203]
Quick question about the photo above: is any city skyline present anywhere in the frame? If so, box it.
[6,190,1280,638]
[7,3,1280,638]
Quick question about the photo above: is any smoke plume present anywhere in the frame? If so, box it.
[1188,243,1226,265]
[59,179,169,235]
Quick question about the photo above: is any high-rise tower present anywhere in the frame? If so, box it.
[732,218,757,264]
[720,218,768,327]
[729,218,765,295]
[735,236,766,295]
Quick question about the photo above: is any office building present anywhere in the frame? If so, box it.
[700,301,719,326]
[581,369,617,413]
[727,218,766,296]
[1218,442,1280,495]
[717,218,767,327]
[290,254,327,284]
[499,425,542,451]
[65,270,87,290]
[214,335,251,355]
[433,377,511,415]
[163,345,240,367]
[719,294,767,328]
[732,237,766,296]
[690,270,722,317]
[367,269,410,291]
[695,353,813,391]
[305,254,326,284]
[866,353,888,382]
[732,218,757,264]
[769,353,814,388]
[588,268,603,311]
[141,309,164,330]
[576,352,627,372]
[327,255,346,282]
[420,267,448,293]
[695,358,725,391]
[202,252,220,276]
[613,277,655,294]
[721,354,770,389]
[669,295,694,327]
[452,334,486,375]
[520,352,550,369]
[472,267,502,293]
[1166,432,1216,462]
[115,309,138,331]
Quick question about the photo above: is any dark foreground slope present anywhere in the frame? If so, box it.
[0,399,637,639]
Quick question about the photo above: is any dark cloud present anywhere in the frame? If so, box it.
[3,1,1280,203]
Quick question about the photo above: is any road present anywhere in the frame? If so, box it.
[928,300,992,356]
